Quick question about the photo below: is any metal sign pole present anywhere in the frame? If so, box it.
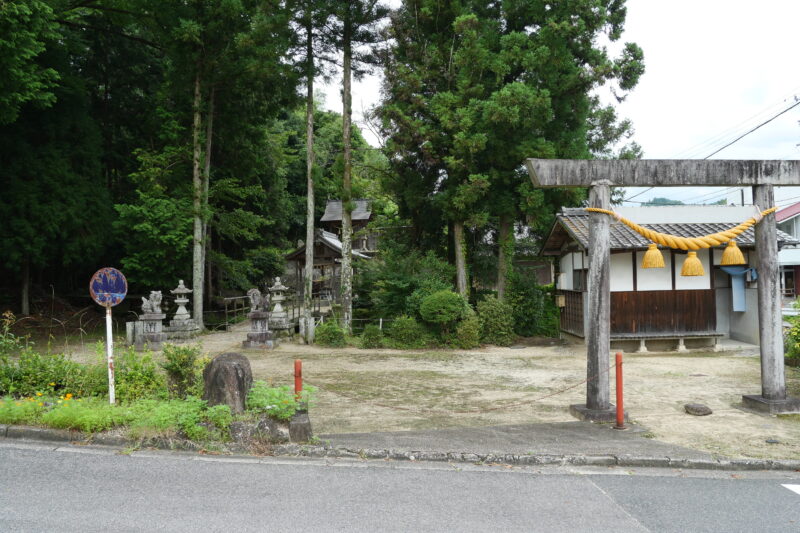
[106,306,115,404]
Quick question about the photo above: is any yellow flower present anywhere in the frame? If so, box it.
[65,393,73,399]
[36,392,43,397]
[57,400,62,404]
[38,402,43,407]
[49,382,55,387]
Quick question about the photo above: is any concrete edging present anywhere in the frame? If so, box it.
[3,424,800,472]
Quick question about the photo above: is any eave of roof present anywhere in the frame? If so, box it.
[541,208,800,253]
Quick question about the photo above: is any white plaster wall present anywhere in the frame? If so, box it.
[715,289,731,336]
[635,250,673,291]
[729,288,760,344]
[610,252,634,292]
[559,254,573,290]
[675,251,711,290]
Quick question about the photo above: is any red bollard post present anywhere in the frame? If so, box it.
[614,352,625,429]
[294,359,303,400]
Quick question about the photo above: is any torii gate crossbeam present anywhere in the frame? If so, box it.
[526,159,800,419]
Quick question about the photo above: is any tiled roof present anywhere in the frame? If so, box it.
[548,208,799,251]
[320,199,372,222]
[776,201,800,223]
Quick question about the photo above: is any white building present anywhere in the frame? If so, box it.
[542,205,798,350]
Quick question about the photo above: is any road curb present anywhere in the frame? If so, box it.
[3,424,800,471]
[270,444,800,472]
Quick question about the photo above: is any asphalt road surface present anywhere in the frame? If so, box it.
[1,441,799,532]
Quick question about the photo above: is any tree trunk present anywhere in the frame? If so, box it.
[453,221,468,297]
[340,8,353,334]
[21,256,30,316]
[303,18,316,344]
[202,87,215,308]
[497,215,513,301]
[191,67,205,330]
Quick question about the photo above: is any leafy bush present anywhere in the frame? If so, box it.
[360,324,383,349]
[477,296,516,346]
[419,290,469,325]
[385,315,431,349]
[0,349,88,397]
[315,320,346,348]
[507,271,560,337]
[115,347,165,402]
[786,311,800,366]
[160,344,201,398]
[357,249,455,319]
[247,381,316,420]
[451,314,481,349]
[405,279,453,319]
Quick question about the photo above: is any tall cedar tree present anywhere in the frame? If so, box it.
[379,0,644,296]
[332,0,388,332]
[290,0,336,343]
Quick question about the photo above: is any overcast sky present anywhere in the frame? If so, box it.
[320,0,800,209]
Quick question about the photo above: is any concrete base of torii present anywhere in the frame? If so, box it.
[569,404,628,423]
[742,395,800,415]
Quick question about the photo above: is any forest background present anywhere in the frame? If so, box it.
[0,0,643,335]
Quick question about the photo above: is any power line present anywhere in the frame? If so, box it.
[672,86,800,159]
[703,98,800,159]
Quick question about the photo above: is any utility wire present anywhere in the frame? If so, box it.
[703,99,800,159]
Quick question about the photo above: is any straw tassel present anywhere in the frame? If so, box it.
[680,251,704,276]
[641,243,665,268]
[720,240,746,265]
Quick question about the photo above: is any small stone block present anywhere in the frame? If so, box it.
[684,403,713,416]
[569,404,626,423]
[288,411,313,442]
[742,394,800,414]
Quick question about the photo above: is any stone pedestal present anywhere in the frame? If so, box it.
[164,317,200,341]
[243,310,276,349]
[134,313,166,351]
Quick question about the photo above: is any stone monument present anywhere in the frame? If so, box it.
[164,280,200,341]
[134,290,166,350]
[268,277,292,337]
[242,287,275,349]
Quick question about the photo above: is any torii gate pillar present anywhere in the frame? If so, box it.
[526,159,800,417]
[569,180,618,422]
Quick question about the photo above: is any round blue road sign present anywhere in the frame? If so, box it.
[89,268,128,307]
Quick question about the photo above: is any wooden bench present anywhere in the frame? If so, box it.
[611,331,725,353]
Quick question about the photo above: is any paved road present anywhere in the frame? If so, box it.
[1,441,799,532]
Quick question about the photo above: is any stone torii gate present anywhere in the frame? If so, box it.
[525,159,800,419]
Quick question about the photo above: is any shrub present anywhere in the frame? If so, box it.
[360,324,383,349]
[477,296,516,346]
[315,320,346,347]
[385,315,431,349]
[115,347,165,402]
[419,290,470,333]
[451,314,481,349]
[0,349,88,397]
[247,381,316,420]
[0,311,29,357]
[786,313,800,366]
[507,271,560,337]
[405,279,453,319]
[161,344,201,398]
[357,249,455,319]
